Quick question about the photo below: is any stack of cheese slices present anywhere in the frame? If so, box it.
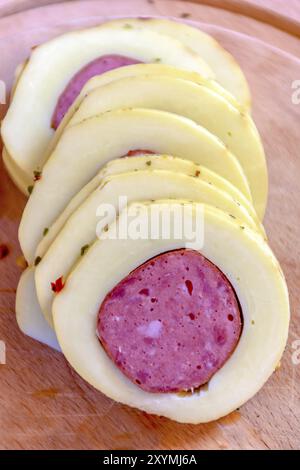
[1,18,289,424]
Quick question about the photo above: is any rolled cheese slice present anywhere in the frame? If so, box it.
[35,169,263,325]
[2,147,31,195]
[5,63,243,196]
[46,63,242,161]
[19,108,251,264]
[16,267,60,351]
[52,200,289,423]
[1,62,31,195]
[36,155,262,259]
[51,75,267,217]
[100,18,251,108]
[1,26,213,182]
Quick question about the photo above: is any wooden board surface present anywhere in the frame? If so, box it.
[0,0,299,450]
[1,0,300,26]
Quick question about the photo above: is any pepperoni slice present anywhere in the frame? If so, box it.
[97,249,242,393]
[125,149,155,157]
[51,55,141,129]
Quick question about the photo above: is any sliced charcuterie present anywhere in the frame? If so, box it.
[52,75,267,217]
[51,55,141,129]
[19,108,251,264]
[46,63,242,162]
[98,248,242,393]
[4,63,242,195]
[1,26,213,184]
[100,18,251,108]
[35,169,262,325]
[35,155,261,259]
[2,16,290,426]
[53,200,289,423]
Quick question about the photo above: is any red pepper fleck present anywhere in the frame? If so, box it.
[33,170,42,181]
[185,279,193,296]
[139,288,149,296]
[126,149,155,157]
[0,244,9,259]
[51,276,65,293]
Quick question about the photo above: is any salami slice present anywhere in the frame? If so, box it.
[98,249,242,393]
[52,55,141,129]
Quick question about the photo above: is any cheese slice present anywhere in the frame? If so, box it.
[19,108,251,264]
[102,18,251,108]
[16,267,60,351]
[50,75,266,217]
[45,63,241,160]
[35,169,263,325]
[53,200,289,423]
[4,63,242,194]
[1,26,213,182]
[2,147,31,195]
[36,155,262,259]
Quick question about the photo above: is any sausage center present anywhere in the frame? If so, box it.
[51,55,142,129]
[97,248,242,393]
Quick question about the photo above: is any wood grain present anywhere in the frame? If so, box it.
[1,0,300,25]
[186,0,300,37]
[0,0,299,450]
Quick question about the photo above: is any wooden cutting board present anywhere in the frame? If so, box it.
[0,0,299,450]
